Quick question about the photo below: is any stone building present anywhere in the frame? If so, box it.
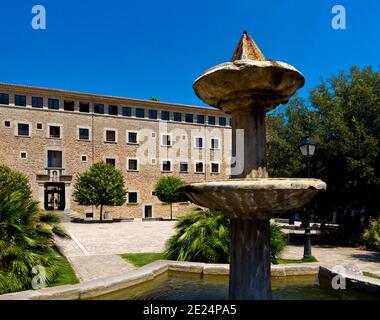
[0,82,232,220]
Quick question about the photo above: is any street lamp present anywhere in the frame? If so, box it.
[299,137,316,259]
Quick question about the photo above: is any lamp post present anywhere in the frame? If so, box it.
[299,137,316,259]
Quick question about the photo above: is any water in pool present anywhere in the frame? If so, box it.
[95,271,379,300]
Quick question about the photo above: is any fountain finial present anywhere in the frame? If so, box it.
[231,30,266,62]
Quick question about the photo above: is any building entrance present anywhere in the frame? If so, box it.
[44,183,65,211]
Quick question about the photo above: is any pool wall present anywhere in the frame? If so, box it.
[0,261,378,300]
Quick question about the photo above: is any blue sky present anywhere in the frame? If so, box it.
[0,0,379,107]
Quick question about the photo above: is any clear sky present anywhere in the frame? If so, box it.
[1,0,379,107]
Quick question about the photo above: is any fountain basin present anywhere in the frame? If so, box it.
[177,178,326,219]
[193,60,305,113]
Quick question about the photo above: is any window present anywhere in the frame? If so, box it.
[0,93,9,105]
[15,95,26,107]
[208,116,216,125]
[32,97,43,108]
[195,162,204,173]
[79,102,89,113]
[229,118,232,127]
[4,120,11,128]
[20,151,27,159]
[195,137,204,149]
[180,162,188,173]
[48,99,59,110]
[173,112,182,122]
[136,108,145,118]
[210,137,220,149]
[122,106,132,117]
[219,117,226,126]
[211,162,220,174]
[161,111,170,120]
[161,134,171,146]
[81,155,88,162]
[94,104,104,114]
[128,192,138,204]
[36,123,43,130]
[17,123,30,137]
[47,150,62,168]
[106,158,116,167]
[127,159,138,171]
[185,114,193,123]
[151,158,156,165]
[105,129,117,143]
[162,160,171,172]
[79,128,90,140]
[197,114,205,124]
[149,109,158,119]
[64,101,75,111]
[108,105,118,115]
[49,126,61,139]
[127,131,138,144]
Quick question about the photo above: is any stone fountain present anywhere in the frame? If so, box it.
[178,31,327,300]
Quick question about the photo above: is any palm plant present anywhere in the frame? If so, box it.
[165,208,287,264]
[0,166,68,294]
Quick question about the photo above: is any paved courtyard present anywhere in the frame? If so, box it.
[57,220,380,282]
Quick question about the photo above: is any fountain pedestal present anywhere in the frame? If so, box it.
[178,31,327,300]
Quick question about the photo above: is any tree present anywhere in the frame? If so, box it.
[73,161,127,221]
[267,66,380,223]
[165,208,287,263]
[154,177,187,220]
[0,166,67,294]
[151,97,160,101]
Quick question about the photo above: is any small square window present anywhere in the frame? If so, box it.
[48,99,59,110]
[122,106,132,117]
[94,104,104,114]
[173,112,182,122]
[180,162,188,173]
[162,160,171,172]
[128,159,138,171]
[211,162,220,174]
[127,131,138,144]
[17,123,30,137]
[79,128,90,140]
[136,108,145,118]
[197,114,205,124]
[0,93,9,105]
[219,117,226,126]
[20,151,27,159]
[161,111,170,121]
[208,116,216,125]
[195,137,204,148]
[105,130,117,143]
[4,120,11,128]
[15,95,27,107]
[79,102,90,113]
[81,155,88,162]
[162,134,171,146]
[195,162,204,173]
[49,126,61,139]
[106,158,116,167]
[128,192,138,204]
[210,138,219,149]
[32,97,43,108]
[108,105,118,115]
[64,101,75,111]
[36,123,43,130]
[151,158,156,165]
[149,109,158,119]
[185,114,193,123]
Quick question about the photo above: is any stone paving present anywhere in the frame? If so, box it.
[57,220,380,282]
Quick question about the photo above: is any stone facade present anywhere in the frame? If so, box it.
[0,83,232,219]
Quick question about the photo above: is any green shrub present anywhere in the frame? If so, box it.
[165,208,287,263]
[362,217,380,251]
[0,166,68,294]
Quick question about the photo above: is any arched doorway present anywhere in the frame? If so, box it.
[44,183,65,211]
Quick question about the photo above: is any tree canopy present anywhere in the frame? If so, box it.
[267,66,380,217]
[73,161,127,221]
